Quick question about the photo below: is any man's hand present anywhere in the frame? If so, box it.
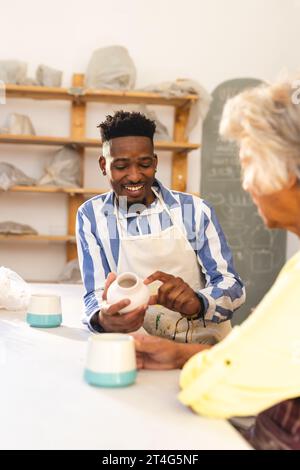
[97,273,148,333]
[144,271,202,318]
[133,334,209,370]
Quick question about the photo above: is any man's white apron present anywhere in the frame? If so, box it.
[115,188,231,343]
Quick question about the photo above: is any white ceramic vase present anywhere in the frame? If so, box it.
[107,272,150,314]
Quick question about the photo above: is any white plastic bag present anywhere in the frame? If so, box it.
[138,105,171,141]
[0,267,31,311]
[58,259,82,284]
[85,46,136,90]
[141,79,212,134]
[38,145,81,187]
[0,162,36,190]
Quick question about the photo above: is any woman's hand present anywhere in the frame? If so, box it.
[133,334,210,370]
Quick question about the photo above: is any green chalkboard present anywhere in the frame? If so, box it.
[201,78,286,324]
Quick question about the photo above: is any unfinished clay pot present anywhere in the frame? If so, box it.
[106,272,150,314]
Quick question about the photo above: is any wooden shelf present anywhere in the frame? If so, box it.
[8,185,200,197]
[5,84,198,107]
[8,186,199,199]
[0,134,199,152]
[9,185,104,195]
[81,89,198,107]
[0,234,76,242]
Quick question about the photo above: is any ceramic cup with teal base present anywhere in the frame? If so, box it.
[84,333,137,388]
[26,294,62,328]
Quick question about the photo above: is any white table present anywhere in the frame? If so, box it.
[0,284,251,450]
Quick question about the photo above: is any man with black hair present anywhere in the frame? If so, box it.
[76,111,245,343]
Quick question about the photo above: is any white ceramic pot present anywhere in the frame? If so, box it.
[26,294,62,328]
[84,333,137,387]
[107,272,150,314]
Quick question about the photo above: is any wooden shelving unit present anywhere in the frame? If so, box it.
[1,74,199,262]
[9,185,104,195]
[5,83,198,107]
[0,134,199,152]
[0,234,76,242]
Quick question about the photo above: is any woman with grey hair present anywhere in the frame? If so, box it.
[134,78,300,450]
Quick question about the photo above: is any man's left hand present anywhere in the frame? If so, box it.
[144,271,202,318]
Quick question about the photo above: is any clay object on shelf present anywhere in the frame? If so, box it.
[85,45,136,90]
[0,60,27,84]
[1,113,35,135]
[36,64,62,87]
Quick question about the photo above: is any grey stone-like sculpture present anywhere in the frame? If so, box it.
[0,113,36,135]
[22,77,39,86]
[0,162,36,190]
[36,64,62,87]
[0,60,27,84]
[39,145,81,187]
[0,221,38,235]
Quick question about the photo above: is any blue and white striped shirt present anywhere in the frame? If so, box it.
[76,180,245,330]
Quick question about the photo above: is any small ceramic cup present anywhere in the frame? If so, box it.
[107,272,150,314]
[84,333,137,387]
[26,294,62,328]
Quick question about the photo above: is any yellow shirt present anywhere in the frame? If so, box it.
[179,250,300,419]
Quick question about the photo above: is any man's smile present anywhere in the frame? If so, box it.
[122,183,146,198]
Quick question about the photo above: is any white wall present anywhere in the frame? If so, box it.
[0,0,299,280]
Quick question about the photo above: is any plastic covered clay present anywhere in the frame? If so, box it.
[0,267,31,311]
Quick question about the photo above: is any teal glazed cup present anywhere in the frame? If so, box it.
[26,294,62,328]
[84,333,137,388]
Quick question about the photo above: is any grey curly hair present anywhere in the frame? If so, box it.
[219,79,300,195]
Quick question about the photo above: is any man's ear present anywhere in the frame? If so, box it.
[99,156,106,175]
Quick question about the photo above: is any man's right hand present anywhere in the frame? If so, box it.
[97,272,148,333]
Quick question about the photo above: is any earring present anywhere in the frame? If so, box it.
[103,170,106,175]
